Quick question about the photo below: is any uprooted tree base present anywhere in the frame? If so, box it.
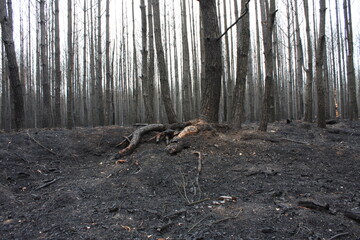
[114,119,227,158]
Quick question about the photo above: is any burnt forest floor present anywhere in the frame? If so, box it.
[1,120,360,240]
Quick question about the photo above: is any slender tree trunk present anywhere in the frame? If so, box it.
[40,0,51,127]
[97,0,105,125]
[303,0,314,122]
[335,0,345,118]
[343,0,358,120]
[54,0,61,127]
[67,0,73,129]
[132,0,139,123]
[105,0,111,125]
[172,2,181,118]
[141,0,153,123]
[1,44,10,130]
[181,0,191,121]
[152,0,178,123]
[0,0,25,130]
[258,0,276,132]
[254,0,263,120]
[286,0,293,120]
[89,0,97,126]
[199,0,222,123]
[232,0,250,128]
[147,0,155,122]
[82,0,88,126]
[315,0,326,128]
[294,0,304,119]
[223,0,232,122]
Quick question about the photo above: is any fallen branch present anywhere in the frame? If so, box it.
[328,232,349,240]
[207,210,242,226]
[188,214,211,233]
[115,124,166,158]
[188,198,210,206]
[279,138,310,145]
[36,178,62,190]
[115,134,132,148]
[27,130,58,155]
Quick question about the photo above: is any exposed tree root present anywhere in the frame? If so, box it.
[114,119,218,158]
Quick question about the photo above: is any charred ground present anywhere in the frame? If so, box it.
[0,120,360,240]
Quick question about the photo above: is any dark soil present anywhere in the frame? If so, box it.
[1,120,360,240]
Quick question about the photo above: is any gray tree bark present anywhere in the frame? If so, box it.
[343,0,358,120]
[66,0,74,129]
[232,0,250,128]
[199,0,222,123]
[97,0,105,126]
[258,0,276,131]
[315,0,326,128]
[152,0,178,123]
[82,0,88,126]
[54,0,62,127]
[0,0,25,130]
[181,0,191,121]
[40,0,51,127]
[303,0,314,122]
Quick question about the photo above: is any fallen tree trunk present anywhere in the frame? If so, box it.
[115,124,166,158]
[113,119,221,158]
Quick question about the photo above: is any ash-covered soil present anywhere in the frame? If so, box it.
[1,120,360,240]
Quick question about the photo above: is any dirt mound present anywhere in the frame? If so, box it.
[0,121,359,239]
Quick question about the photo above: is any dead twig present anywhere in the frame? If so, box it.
[280,138,310,145]
[328,232,349,240]
[188,214,211,233]
[207,209,243,226]
[187,198,210,206]
[27,130,58,155]
[36,177,62,190]
[115,134,132,148]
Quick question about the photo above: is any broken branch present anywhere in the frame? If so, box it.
[27,130,58,155]
[115,124,166,158]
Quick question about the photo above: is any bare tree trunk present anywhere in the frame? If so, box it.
[335,0,345,118]
[152,0,178,123]
[82,0,88,126]
[54,0,61,127]
[223,0,232,122]
[132,0,139,123]
[1,44,10,131]
[254,0,263,120]
[147,0,155,123]
[232,0,250,128]
[294,0,304,119]
[141,0,153,123]
[303,0,314,122]
[181,0,191,121]
[172,2,181,118]
[0,0,25,130]
[89,0,97,126]
[286,0,293,120]
[343,0,358,120]
[258,0,277,132]
[105,0,111,125]
[67,0,73,129]
[315,0,326,128]
[39,0,51,127]
[199,0,222,123]
[97,0,105,126]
